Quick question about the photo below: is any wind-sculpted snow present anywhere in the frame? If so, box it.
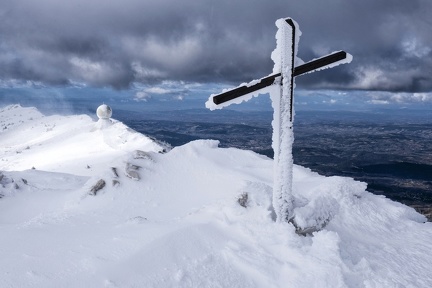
[0,105,431,287]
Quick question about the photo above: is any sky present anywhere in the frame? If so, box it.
[1,0,432,111]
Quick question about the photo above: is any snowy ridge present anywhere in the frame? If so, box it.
[0,104,167,175]
[1,105,432,287]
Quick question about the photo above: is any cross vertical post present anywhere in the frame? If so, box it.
[271,19,297,222]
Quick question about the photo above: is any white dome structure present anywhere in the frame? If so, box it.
[96,104,112,119]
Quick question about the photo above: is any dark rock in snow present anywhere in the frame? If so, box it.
[410,205,432,222]
[111,167,119,178]
[293,217,331,237]
[237,193,248,208]
[89,179,106,196]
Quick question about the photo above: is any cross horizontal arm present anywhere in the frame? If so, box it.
[212,73,279,105]
[293,51,348,77]
[212,51,349,105]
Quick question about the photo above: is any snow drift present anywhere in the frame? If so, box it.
[0,104,431,287]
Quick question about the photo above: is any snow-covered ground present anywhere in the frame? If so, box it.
[1,104,431,287]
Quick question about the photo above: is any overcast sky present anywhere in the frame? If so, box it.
[1,0,432,108]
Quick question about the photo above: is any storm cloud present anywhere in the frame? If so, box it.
[1,0,431,92]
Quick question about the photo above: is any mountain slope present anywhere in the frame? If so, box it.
[0,105,431,287]
[0,104,165,175]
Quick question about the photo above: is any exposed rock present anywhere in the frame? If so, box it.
[125,170,140,181]
[127,163,141,171]
[293,218,331,236]
[127,216,147,224]
[410,204,432,222]
[111,167,119,178]
[125,163,141,180]
[237,192,248,208]
[133,150,153,161]
[89,179,106,196]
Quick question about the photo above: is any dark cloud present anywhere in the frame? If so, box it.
[0,0,431,92]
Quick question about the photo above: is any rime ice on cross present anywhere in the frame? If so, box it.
[206,18,352,222]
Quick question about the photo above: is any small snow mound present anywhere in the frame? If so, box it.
[293,195,339,234]
[94,118,113,129]
[239,181,273,211]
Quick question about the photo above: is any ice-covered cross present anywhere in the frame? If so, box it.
[206,18,352,223]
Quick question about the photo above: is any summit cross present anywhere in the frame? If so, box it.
[206,18,352,223]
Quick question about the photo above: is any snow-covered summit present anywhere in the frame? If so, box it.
[0,105,431,287]
[0,104,167,176]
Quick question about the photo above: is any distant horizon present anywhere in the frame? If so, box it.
[2,86,432,116]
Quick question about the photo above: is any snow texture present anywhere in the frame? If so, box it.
[1,104,431,287]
